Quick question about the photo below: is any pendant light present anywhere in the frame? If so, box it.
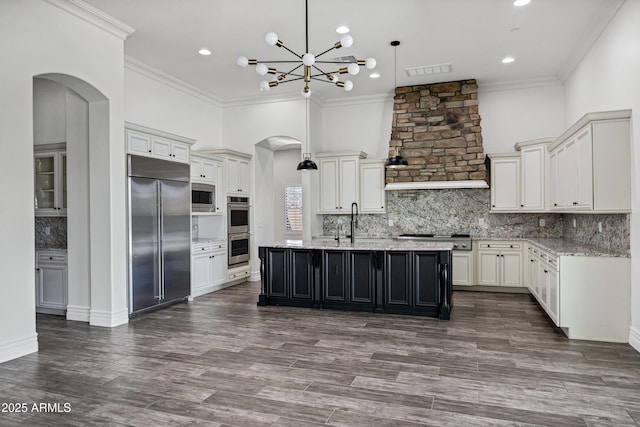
[385,40,409,169]
[297,98,318,171]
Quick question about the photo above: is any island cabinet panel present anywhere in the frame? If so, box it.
[267,248,288,298]
[258,247,316,307]
[290,249,313,300]
[385,251,411,306]
[323,250,349,303]
[414,252,440,308]
[349,251,376,306]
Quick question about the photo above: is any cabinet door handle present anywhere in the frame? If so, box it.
[49,256,53,260]
[492,205,495,207]
[531,259,534,262]
[520,204,524,207]
[554,203,558,206]
[487,244,491,248]
[148,150,152,153]
[544,269,548,274]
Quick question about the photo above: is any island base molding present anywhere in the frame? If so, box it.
[258,246,452,320]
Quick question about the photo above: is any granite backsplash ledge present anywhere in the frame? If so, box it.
[35,217,67,249]
[323,189,562,239]
[322,189,630,253]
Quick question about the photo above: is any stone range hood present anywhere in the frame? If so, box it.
[385,79,488,190]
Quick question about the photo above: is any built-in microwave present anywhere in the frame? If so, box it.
[227,196,250,233]
[191,183,216,213]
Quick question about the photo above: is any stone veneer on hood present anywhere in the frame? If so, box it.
[387,79,486,184]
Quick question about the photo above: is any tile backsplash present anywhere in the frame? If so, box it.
[35,217,67,249]
[322,189,629,252]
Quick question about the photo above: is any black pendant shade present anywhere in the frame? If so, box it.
[384,155,409,168]
[297,156,318,171]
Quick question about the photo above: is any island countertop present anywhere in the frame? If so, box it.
[264,239,454,251]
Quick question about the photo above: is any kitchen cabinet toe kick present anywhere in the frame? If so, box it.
[257,246,453,320]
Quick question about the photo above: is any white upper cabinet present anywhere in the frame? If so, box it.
[490,139,551,213]
[359,159,386,213]
[226,156,251,195]
[317,151,366,214]
[202,149,252,196]
[489,154,520,212]
[191,154,220,185]
[519,141,550,211]
[547,110,630,213]
[125,123,194,165]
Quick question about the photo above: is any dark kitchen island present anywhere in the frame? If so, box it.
[258,239,453,319]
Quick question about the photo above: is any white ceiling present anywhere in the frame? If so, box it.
[82,0,624,104]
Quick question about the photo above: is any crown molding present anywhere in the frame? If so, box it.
[556,0,627,82]
[124,56,223,107]
[321,92,393,108]
[44,0,135,40]
[478,77,563,94]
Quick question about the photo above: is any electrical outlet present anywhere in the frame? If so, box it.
[479,218,485,226]
[45,226,50,236]
[598,222,603,233]
[572,218,577,228]
[539,218,545,227]
[388,219,394,227]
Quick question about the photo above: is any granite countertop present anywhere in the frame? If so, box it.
[35,247,67,252]
[192,237,227,245]
[265,239,455,251]
[474,236,628,257]
[526,238,629,258]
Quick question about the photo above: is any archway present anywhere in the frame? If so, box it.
[33,73,114,325]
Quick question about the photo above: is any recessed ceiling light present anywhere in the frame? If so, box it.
[502,57,515,64]
[198,48,212,56]
[336,26,350,34]
[369,73,380,79]
[513,0,531,6]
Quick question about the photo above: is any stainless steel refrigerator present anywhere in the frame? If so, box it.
[127,155,191,316]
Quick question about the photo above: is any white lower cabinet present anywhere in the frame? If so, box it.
[476,241,523,287]
[452,251,474,286]
[526,242,629,342]
[35,251,67,315]
[527,244,559,325]
[191,241,228,298]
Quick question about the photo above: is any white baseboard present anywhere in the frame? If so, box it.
[249,270,261,282]
[630,326,640,353]
[0,333,38,364]
[66,305,90,322]
[89,308,129,327]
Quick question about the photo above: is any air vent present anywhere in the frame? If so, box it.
[405,63,452,77]
[331,55,357,63]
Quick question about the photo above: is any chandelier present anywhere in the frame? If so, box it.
[236,0,376,98]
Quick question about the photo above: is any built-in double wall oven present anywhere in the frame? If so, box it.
[227,196,250,266]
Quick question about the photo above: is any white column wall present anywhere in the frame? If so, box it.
[0,0,128,362]
[563,0,640,351]
[65,89,91,322]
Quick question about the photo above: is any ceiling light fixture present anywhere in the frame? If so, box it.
[237,0,376,98]
[385,40,408,169]
[369,73,380,79]
[336,26,350,34]
[198,48,212,56]
[502,56,515,64]
[297,98,318,171]
[513,0,531,6]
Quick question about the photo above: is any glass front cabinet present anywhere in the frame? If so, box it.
[34,148,66,216]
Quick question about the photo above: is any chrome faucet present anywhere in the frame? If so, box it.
[350,202,358,244]
[335,223,343,243]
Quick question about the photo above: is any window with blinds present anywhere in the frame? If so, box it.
[284,185,303,232]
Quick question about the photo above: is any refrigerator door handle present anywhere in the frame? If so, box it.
[154,181,162,300]
[158,181,165,300]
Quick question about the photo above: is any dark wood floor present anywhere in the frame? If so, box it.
[1,282,639,426]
